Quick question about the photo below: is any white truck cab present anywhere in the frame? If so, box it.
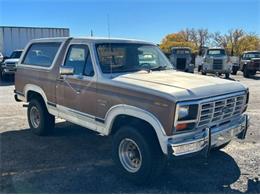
[202,48,232,78]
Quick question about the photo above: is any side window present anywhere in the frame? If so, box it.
[64,45,94,76]
[22,42,61,67]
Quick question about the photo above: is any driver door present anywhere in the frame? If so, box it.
[56,42,97,128]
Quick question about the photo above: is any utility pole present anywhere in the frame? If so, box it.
[90,30,93,37]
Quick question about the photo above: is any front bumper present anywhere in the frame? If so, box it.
[168,114,249,157]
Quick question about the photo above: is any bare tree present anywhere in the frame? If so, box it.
[213,32,229,48]
[227,29,244,56]
[179,28,193,42]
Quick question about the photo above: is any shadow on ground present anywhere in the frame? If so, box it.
[0,122,259,193]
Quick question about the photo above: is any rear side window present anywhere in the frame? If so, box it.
[22,42,61,67]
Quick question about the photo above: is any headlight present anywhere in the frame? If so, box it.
[205,57,212,63]
[174,104,199,132]
[178,106,189,120]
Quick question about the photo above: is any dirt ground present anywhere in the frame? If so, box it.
[0,72,259,193]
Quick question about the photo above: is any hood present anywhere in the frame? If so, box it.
[4,58,19,63]
[112,70,247,102]
[251,58,260,61]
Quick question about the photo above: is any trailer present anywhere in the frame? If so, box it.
[0,26,70,57]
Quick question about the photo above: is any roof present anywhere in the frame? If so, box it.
[171,47,191,50]
[0,26,69,30]
[207,47,225,50]
[242,50,260,54]
[30,37,155,45]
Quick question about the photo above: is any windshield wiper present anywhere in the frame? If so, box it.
[150,65,168,71]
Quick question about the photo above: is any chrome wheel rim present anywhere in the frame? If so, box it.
[30,106,40,128]
[118,138,142,173]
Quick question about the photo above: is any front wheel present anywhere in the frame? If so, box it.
[243,67,250,78]
[112,125,166,185]
[28,99,55,135]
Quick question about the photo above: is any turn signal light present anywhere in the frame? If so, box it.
[176,123,188,131]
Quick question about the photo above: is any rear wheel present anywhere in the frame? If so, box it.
[225,73,230,79]
[202,72,206,75]
[231,67,238,75]
[112,125,166,185]
[28,99,55,135]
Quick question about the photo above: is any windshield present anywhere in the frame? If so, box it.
[96,43,173,73]
[10,51,23,58]
[173,49,191,55]
[244,53,260,59]
[207,49,226,56]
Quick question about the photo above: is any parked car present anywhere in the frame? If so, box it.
[240,51,260,78]
[1,50,23,80]
[14,37,249,184]
[169,47,194,73]
[230,56,240,75]
[201,48,232,78]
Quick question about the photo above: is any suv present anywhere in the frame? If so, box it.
[1,50,23,79]
[14,37,249,184]
[201,48,232,78]
[169,47,194,73]
[240,51,260,78]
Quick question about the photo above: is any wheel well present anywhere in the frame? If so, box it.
[27,91,45,104]
[110,114,163,153]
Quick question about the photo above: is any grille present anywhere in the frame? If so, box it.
[198,95,245,127]
[176,58,186,70]
[5,62,16,68]
[213,59,223,70]
[252,60,260,69]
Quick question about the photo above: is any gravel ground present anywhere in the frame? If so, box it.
[0,72,259,193]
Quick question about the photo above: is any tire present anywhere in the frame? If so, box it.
[231,67,238,75]
[202,72,206,75]
[212,141,231,151]
[251,70,256,76]
[243,66,250,78]
[112,125,166,185]
[27,98,55,135]
[198,65,202,72]
[225,73,230,79]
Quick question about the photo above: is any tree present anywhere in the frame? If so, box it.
[160,32,197,54]
[227,29,244,56]
[237,34,260,55]
[212,32,229,48]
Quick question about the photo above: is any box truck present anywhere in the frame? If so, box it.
[0,26,70,57]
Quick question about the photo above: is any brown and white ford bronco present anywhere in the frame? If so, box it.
[14,37,249,184]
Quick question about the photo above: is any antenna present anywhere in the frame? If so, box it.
[107,14,110,38]
[107,14,112,78]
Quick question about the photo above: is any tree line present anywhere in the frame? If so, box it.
[160,28,260,56]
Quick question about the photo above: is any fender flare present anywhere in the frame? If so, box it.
[24,84,49,110]
[104,104,168,154]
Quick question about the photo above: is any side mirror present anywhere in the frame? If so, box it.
[60,67,74,76]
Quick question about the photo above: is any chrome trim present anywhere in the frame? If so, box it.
[173,91,247,132]
[169,114,248,156]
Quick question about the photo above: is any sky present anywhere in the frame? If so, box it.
[0,0,260,43]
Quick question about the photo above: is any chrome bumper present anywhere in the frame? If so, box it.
[168,114,249,157]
